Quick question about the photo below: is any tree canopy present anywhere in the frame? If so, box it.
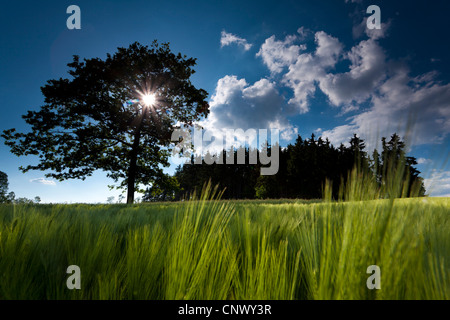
[2,41,210,203]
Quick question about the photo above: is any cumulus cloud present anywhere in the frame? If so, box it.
[424,170,450,197]
[282,31,343,113]
[321,124,358,147]
[253,26,450,149]
[198,75,297,151]
[220,31,253,51]
[256,30,344,113]
[322,65,450,148]
[256,34,306,74]
[417,158,433,165]
[319,38,386,106]
[212,24,450,162]
[30,178,56,186]
[258,30,385,111]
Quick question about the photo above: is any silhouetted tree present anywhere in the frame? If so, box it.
[378,133,425,197]
[143,174,180,202]
[349,134,368,171]
[0,171,8,203]
[370,149,382,185]
[2,41,209,204]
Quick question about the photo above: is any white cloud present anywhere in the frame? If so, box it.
[319,38,386,106]
[338,103,360,116]
[198,75,296,150]
[417,158,432,165]
[220,31,253,51]
[424,170,450,197]
[321,124,358,147]
[322,66,450,149]
[256,34,306,74]
[30,178,56,186]
[257,28,384,114]
[282,31,343,113]
[314,31,343,64]
[214,26,450,158]
[248,28,450,150]
[281,127,299,140]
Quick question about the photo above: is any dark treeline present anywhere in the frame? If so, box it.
[143,133,426,201]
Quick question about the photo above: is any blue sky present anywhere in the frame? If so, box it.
[1,0,449,203]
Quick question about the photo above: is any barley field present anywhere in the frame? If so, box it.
[0,182,448,300]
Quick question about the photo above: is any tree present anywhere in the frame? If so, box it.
[349,134,368,170]
[0,171,8,203]
[0,173,18,204]
[14,197,35,204]
[6,192,15,203]
[370,149,382,185]
[2,41,209,204]
[379,133,425,197]
[142,174,180,202]
[255,175,278,199]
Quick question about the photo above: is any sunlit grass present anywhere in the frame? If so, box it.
[0,179,448,300]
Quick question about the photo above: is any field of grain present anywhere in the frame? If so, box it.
[0,184,448,300]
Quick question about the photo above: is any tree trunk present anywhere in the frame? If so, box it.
[126,109,147,204]
[126,142,139,204]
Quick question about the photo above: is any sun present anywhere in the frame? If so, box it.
[141,93,156,107]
